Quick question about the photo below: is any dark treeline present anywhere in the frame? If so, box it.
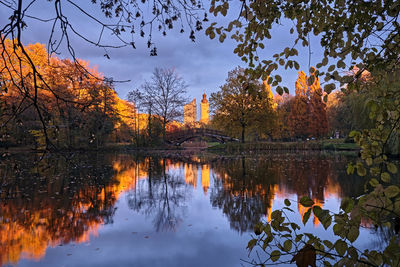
[209,66,399,151]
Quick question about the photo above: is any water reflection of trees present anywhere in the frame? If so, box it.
[209,154,362,233]
[210,157,278,233]
[0,153,124,266]
[126,157,189,232]
[0,152,368,266]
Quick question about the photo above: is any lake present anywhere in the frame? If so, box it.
[0,152,395,266]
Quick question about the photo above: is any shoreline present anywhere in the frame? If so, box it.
[0,141,359,155]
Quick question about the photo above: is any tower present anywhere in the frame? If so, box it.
[200,93,209,124]
[184,98,196,125]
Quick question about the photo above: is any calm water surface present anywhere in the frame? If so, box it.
[0,152,394,266]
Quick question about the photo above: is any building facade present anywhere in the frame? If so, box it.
[184,98,197,125]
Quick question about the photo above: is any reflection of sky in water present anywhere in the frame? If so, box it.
[15,170,249,267]
[1,153,395,267]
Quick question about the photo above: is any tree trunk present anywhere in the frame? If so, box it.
[162,117,167,141]
[147,107,152,144]
[241,124,245,143]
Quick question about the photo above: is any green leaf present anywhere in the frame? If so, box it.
[384,185,400,198]
[323,240,333,249]
[290,223,300,231]
[307,75,316,86]
[323,83,335,93]
[300,196,314,207]
[247,239,257,250]
[387,163,398,174]
[270,250,281,262]
[271,210,282,220]
[303,208,312,225]
[283,240,292,252]
[219,33,226,43]
[346,164,354,175]
[333,223,344,236]
[381,172,390,183]
[349,131,358,137]
[347,226,359,243]
[254,223,263,235]
[328,65,335,72]
[357,165,367,176]
[348,246,358,260]
[340,198,354,213]
[284,199,291,206]
[335,240,347,256]
[209,31,216,39]
[312,205,322,216]
[295,234,303,242]
[322,57,328,66]
[321,215,332,230]
[369,178,379,187]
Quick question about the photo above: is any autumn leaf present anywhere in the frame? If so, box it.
[290,244,316,267]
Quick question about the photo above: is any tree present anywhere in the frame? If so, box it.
[207,0,400,94]
[0,41,130,149]
[308,69,328,138]
[127,88,157,145]
[288,70,328,139]
[128,67,187,141]
[0,0,205,149]
[246,69,400,266]
[273,93,294,140]
[210,67,275,142]
[326,71,376,137]
[289,71,311,139]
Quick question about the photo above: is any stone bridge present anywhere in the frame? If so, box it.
[165,128,239,145]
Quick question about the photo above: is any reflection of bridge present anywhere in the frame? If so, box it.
[165,128,239,145]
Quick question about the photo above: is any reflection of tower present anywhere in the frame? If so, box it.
[297,196,324,227]
[266,184,278,222]
[184,98,197,125]
[200,93,209,124]
[184,164,197,188]
[201,164,210,195]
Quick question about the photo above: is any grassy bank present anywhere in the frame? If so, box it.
[207,139,359,153]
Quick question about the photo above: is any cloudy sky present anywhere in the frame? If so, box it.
[1,1,325,106]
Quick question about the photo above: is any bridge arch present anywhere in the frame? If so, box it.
[165,128,239,146]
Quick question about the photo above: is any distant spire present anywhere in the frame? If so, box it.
[200,93,209,124]
[201,93,208,103]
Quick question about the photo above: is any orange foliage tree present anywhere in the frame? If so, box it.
[0,40,135,149]
[288,70,328,139]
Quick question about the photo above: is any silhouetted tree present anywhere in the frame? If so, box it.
[128,67,187,141]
